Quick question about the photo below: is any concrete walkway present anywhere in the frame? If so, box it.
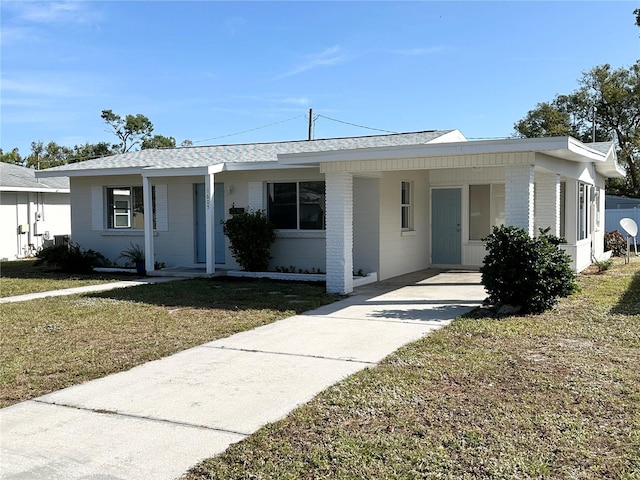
[0,270,485,480]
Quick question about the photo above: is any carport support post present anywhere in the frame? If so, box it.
[505,164,535,236]
[325,172,354,294]
[205,172,216,274]
[142,175,155,274]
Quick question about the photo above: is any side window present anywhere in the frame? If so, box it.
[401,181,412,230]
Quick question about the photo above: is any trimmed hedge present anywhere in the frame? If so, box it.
[480,226,577,314]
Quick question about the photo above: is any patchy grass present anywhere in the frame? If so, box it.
[0,259,133,297]
[0,278,338,407]
[185,258,640,480]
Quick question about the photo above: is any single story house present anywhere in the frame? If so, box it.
[1,162,71,260]
[36,130,623,294]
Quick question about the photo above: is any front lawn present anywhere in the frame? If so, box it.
[0,278,338,407]
[185,259,640,479]
[0,259,134,297]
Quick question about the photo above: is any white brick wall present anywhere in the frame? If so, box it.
[325,172,353,294]
[505,164,534,235]
[247,182,263,211]
[534,172,560,236]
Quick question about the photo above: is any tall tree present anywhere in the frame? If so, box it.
[141,134,176,150]
[101,109,154,153]
[514,61,640,197]
[24,141,73,170]
[69,142,115,163]
[0,147,23,166]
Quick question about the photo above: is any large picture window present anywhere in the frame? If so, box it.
[267,181,325,230]
[468,184,505,241]
[107,186,155,229]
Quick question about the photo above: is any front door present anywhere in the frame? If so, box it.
[431,188,461,264]
[195,183,225,263]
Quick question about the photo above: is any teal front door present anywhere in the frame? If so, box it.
[195,183,225,263]
[431,188,461,264]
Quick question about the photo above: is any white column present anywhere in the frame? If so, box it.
[142,176,155,273]
[325,172,353,294]
[535,172,561,236]
[205,173,216,274]
[505,164,535,236]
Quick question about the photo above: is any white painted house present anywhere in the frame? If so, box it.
[36,130,623,294]
[1,162,71,260]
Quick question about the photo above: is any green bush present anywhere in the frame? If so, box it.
[480,226,577,314]
[35,242,106,274]
[222,210,276,271]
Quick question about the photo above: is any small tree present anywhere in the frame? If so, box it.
[480,226,577,314]
[222,210,276,271]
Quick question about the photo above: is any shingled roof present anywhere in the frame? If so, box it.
[0,162,69,191]
[38,130,456,174]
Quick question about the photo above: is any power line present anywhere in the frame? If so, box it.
[315,114,398,134]
[192,114,306,144]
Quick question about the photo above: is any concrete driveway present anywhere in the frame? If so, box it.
[0,270,485,480]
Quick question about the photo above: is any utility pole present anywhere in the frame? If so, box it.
[308,108,313,140]
[592,106,597,142]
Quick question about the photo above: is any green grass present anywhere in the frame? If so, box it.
[0,259,134,297]
[0,277,338,407]
[184,259,640,480]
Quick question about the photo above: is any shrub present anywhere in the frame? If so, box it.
[222,210,276,271]
[35,242,106,274]
[480,226,577,314]
[604,230,627,256]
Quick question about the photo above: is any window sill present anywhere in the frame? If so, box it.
[276,230,326,239]
[401,230,416,237]
[100,230,159,237]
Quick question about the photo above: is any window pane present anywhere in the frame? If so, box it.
[109,188,131,229]
[299,181,325,229]
[132,186,145,229]
[469,184,490,240]
[401,181,411,229]
[578,183,587,240]
[268,183,297,229]
[107,186,155,229]
[491,184,505,228]
[401,182,410,205]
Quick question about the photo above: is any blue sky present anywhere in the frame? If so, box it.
[2,1,639,157]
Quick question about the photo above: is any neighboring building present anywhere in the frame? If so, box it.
[36,130,624,294]
[1,162,71,260]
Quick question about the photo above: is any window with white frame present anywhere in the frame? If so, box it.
[560,182,566,239]
[468,184,505,241]
[267,181,325,230]
[106,186,155,229]
[578,182,590,240]
[401,181,412,230]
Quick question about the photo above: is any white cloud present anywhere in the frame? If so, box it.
[4,1,99,25]
[276,46,346,80]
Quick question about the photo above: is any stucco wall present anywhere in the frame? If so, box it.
[377,170,430,280]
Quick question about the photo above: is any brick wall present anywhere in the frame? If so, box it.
[325,172,354,294]
[505,164,534,235]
